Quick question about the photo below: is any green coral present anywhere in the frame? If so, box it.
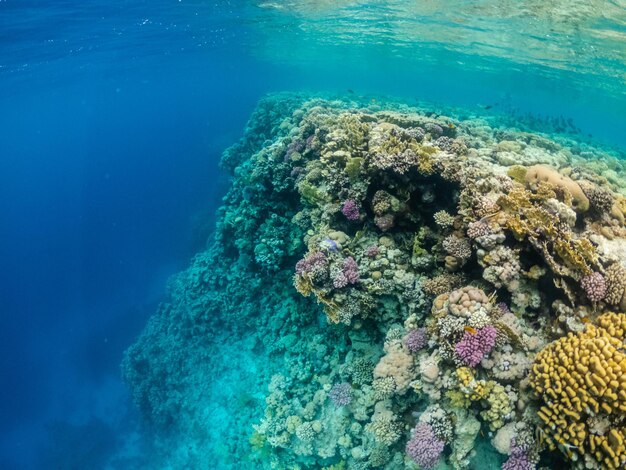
[507,164,528,184]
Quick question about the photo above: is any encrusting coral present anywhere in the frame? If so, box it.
[122,93,626,469]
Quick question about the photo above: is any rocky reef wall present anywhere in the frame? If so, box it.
[123,93,626,469]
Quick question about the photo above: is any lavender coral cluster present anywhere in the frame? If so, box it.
[341,199,360,221]
[501,441,536,470]
[295,251,327,276]
[328,382,352,406]
[404,328,428,353]
[454,325,497,367]
[406,423,445,469]
[580,272,607,302]
[332,256,359,288]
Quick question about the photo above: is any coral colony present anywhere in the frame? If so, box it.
[124,93,626,469]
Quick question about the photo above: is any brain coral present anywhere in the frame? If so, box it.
[530,312,626,469]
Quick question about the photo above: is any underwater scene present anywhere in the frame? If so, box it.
[2,1,626,469]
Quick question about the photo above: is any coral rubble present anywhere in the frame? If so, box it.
[123,93,626,469]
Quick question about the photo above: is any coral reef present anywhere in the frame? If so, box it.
[123,93,626,469]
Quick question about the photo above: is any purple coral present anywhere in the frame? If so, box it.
[406,423,445,469]
[454,325,498,367]
[290,166,305,178]
[333,257,360,288]
[343,257,360,283]
[425,122,444,137]
[328,382,352,406]
[341,199,360,221]
[580,272,607,302]
[295,251,327,276]
[501,441,536,470]
[404,328,428,353]
[497,302,511,315]
[305,134,316,150]
[286,138,305,158]
[365,245,380,258]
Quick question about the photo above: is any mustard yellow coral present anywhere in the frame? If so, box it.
[530,312,626,469]
[507,165,528,184]
[497,186,596,277]
[455,367,512,430]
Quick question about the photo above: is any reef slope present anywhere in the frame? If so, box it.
[123,93,626,469]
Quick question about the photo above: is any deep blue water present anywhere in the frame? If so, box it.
[1,1,625,468]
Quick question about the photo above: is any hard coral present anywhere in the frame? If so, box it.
[328,382,352,407]
[530,312,626,469]
[605,263,626,310]
[498,186,596,277]
[341,199,360,221]
[580,272,607,303]
[524,164,589,212]
[454,325,498,367]
[404,328,428,353]
[405,423,445,469]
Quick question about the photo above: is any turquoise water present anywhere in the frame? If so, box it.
[1,1,625,469]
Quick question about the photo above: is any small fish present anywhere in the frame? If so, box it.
[347,89,354,94]
[464,326,477,335]
[581,317,590,324]
[371,98,377,103]
[448,123,456,129]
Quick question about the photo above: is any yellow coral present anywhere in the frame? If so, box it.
[498,186,596,276]
[455,367,510,430]
[445,389,470,408]
[481,383,512,431]
[507,165,527,184]
[344,157,363,180]
[530,312,626,469]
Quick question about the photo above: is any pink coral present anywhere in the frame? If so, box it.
[501,441,536,470]
[333,257,360,288]
[454,325,497,367]
[406,423,445,469]
[341,199,360,221]
[366,245,380,258]
[295,251,327,276]
[342,257,360,284]
[580,272,607,302]
[467,220,491,239]
[374,214,395,231]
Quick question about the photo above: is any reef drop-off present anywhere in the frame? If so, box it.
[123,93,626,469]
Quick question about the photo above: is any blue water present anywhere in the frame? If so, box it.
[1,1,625,468]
